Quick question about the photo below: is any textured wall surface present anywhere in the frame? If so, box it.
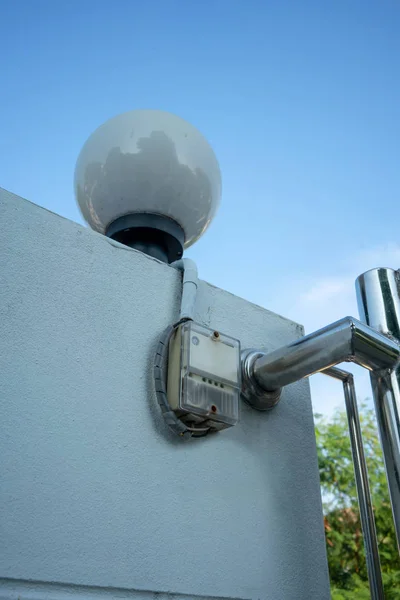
[0,188,330,600]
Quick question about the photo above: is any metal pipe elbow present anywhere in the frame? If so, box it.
[241,316,400,410]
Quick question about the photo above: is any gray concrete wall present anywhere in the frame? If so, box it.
[0,188,330,600]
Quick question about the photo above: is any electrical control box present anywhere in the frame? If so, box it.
[167,321,241,432]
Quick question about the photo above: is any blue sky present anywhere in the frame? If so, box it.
[1,0,400,414]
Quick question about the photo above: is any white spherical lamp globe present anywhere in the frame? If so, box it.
[74,110,221,262]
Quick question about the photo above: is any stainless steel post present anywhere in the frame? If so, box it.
[324,367,384,600]
[356,268,400,551]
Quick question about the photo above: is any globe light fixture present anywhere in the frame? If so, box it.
[74,109,221,263]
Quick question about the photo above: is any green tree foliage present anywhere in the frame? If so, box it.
[314,405,400,598]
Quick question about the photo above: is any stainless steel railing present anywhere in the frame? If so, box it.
[241,269,400,598]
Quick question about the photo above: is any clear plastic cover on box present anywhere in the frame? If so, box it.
[178,321,241,427]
